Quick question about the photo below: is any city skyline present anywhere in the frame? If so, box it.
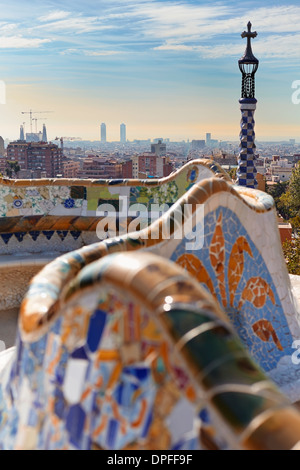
[0,0,299,142]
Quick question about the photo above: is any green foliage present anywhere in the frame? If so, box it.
[266,166,300,221]
[277,192,295,220]
[266,180,288,201]
[266,180,289,217]
[282,237,300,275]
[5,160,20,178]
[288,165,300,208]
[278,166,300,220]
[227,167,237,181]
[289,215,300,233]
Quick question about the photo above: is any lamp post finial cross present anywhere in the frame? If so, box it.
[241,21,257,52]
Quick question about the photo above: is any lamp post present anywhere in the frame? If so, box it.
[236,21,259,188]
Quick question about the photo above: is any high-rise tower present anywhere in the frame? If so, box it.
[236,21,259,189]
[101,123,107,143]
[42,124,47,142]
[0,137,4,156]
[120,123,126,143]
[20,125,25,141]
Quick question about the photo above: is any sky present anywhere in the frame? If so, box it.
[0,0,299,142]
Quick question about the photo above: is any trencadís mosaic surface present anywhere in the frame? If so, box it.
[1,163,300,449]
[171,206,294,373]
[16,176,300,403]
[1,253,300,450]
[0,159,230,256]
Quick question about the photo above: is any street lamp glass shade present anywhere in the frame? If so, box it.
[238,62,259,75]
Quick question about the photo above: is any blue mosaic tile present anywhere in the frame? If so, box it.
[14,232,26,242]
[66,404,86,448]
[56,230,68,241]
[123,365,150,382]
[106,418,119,448]
[141,410,152,438]
[42,230,55,240]
[0,233,13,244]
[54,388,66,420]
[199,408,210,424]
[87,309,107,353]
[71,346,89,360]
[70,231,81,241]
[29,231,40,241]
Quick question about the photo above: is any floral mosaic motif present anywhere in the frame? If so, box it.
[238,278,275,310]
[173,206,295,372]
[252,320,283,352]
[13,199,23,209]
[176,254,216,298]
[228,236,253,306]
[63,198,75,209]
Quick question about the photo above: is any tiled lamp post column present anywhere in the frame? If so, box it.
[236,22,259,188]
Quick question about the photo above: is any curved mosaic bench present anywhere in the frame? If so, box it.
[0,159,230,312]
[1,252,300,450]
[18,177,300,403]
[0,158,229,257]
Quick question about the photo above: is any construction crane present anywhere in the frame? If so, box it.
[55,136,81,151]
[32,118,48,133]
[21,110,53,134]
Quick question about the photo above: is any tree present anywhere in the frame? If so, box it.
[282,237,300,275]
[265,180,289,218]
[266,180,288,203]
[277,165,300,220]
[5,160,20,178]
[288,164,300,208]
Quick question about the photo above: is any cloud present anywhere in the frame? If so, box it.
[38,10,71,22]
[142,3,300,60]
[0,23,18,34]
[154,33,300,60]
[60,48,124,57]
[0,35,51,49]
[3,1,300,59]
[85,50,124,56]
[130,3,300,40]
[35,18,98,34]
[60,48,79,56]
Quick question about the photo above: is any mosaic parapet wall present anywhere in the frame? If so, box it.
[1,252,300,450]
[0,159,230,257]
[0,159,229,311]
[18,178,300,403]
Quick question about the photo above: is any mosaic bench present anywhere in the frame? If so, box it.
[1,166,300,449]
[1,252,300,450]
[0,158,229,257]
[0,159,230,311]
[15,176,300,402]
